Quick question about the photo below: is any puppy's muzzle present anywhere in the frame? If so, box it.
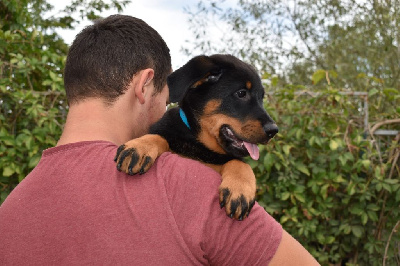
[263,123,279,140]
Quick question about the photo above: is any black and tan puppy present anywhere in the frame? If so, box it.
[115,54,278,220]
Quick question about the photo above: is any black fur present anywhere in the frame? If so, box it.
[149,108,236,165]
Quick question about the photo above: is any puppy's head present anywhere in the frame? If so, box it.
[167,54,278,160]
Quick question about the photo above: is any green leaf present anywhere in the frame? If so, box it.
[348,182,356,195]
[340,224,352,234]
[325,236,335,244]
[384,179,398,185]
[295,128,302,140]
[308,136,315,146]
[320,184,330,200]
[328,70,338,79]
[362,159,371,169]
[263,152,274,172]
[375,166,383,180]
[316,232,325,243]
[283,145,292,156]
[271,76,279,87]
[294,192,306,203]
[25,136,34,150]
[280,215,289,224]
[329,139,339,150]
[3,166,14,177]
[333,175,346,183]
[16,133,29,145]
[367,204,380,211]
[1,136,14,146]
[10,58,19,64]
[295,162,310,176]
[367,211,378,222]
[361,213,368,225]
[28,155,41,168]
[368,88,379,97]
[351,226,364,238]
[339,155,347,166]
[382,183,392,192]
[281,192,291,200]
[247,159,258,169]
[312,69,326,85]
[349,206,364,216]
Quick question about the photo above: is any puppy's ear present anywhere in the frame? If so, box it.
[167,55,222,103]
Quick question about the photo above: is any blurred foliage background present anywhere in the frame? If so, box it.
[1,0,399,265]
[0,0,129,198]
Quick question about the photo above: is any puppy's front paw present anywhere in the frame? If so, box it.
[114,135,169,175]
[219,160,257,220]
[219,179,256,221]
[114,142,155,175]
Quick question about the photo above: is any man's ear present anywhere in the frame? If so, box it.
[135,69,154,104]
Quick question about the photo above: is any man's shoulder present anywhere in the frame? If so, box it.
[157,152,215,168]
[156,152,221,182]
[154,152,222,210]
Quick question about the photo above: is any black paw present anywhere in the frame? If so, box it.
[114,145,153,175]
[219,188,256,221]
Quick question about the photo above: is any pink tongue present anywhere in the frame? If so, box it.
[243,141,259,160]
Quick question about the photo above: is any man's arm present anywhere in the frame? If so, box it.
[159,153,319,265]
[269,230,320,265]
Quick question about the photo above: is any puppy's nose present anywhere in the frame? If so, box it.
[263,123,279,139]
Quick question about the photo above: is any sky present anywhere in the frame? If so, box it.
[51,0,204,69]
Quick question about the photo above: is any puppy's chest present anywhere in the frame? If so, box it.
[165,130,233,165]
[149,107,235,165]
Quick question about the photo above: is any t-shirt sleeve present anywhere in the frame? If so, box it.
[203,201,282,265]
[158,153,282,265]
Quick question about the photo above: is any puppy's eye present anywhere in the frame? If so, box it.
[235,90,248,99]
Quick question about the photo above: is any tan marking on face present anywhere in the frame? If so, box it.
[198,100,267,154]
[202,99,221,114]
[197,100,226,154]
[246,81,252,90]
[241,120,268,143]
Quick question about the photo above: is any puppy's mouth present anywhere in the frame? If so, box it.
[220,125,260,160]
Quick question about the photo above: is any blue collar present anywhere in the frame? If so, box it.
[179,108,191,129]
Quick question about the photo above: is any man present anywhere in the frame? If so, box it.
[0,15,319,265]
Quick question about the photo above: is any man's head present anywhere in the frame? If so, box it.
[64,15,171,106]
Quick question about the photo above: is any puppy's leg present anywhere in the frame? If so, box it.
[219,160,257,220]
[114,134,169,175]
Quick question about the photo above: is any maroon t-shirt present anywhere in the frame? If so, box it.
[0,141,282,265]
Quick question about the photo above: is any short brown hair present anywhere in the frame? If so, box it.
[64,15,171,105]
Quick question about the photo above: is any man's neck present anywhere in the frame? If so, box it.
[57,99,137,146]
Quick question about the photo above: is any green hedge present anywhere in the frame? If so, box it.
[0,27,67,201]
[248,85,400,265]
